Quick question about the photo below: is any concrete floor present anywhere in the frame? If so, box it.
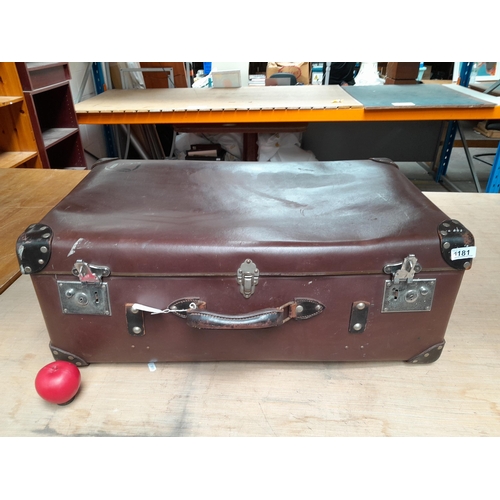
[398,121,498,193]
[399,147,496,193]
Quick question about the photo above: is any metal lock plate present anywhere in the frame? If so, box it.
[58,281,111,316]
[382,254,435,313]
[382,278,436,313]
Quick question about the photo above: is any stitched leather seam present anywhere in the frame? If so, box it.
[189,312,279,321]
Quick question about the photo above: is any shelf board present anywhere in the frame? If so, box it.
[25,62,66,71]
[42,128,79,148]
[0,96,23,107]
[0,151,38,169]
[17,63,71,91]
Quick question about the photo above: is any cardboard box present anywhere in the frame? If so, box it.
[266,62,310,85]
[386,62,419,81]
[384,77,420,85]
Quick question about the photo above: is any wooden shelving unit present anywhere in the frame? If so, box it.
[15,63,85,169]
[0,62,41,169]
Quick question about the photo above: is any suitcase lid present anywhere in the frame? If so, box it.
[33,159,465,277]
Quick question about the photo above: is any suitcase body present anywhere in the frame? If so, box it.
[17,159,475,365]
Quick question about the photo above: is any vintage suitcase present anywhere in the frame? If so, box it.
[16,159,475,366]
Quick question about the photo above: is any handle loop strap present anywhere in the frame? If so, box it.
[131,298,325,330]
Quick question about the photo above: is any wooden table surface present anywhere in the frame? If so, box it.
[74,85,363,112]
[0,168,89,293]
[75,85,500,125]
[1,191,499,437]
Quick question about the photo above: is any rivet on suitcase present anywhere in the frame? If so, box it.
[16,159,475,365]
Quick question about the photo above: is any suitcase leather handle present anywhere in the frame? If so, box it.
[185,298,325,330]
[129,298,325,331]
[187,307,284,330]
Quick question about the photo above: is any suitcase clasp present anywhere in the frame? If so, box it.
[72,260,110,284]
[383,254,421,284]
[237,259,259,298]
[382,255,435,313]
[58,261,112,316]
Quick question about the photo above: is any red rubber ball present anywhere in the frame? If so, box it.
[35,361,81,405]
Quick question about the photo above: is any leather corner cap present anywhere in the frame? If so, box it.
[289,298,325,320]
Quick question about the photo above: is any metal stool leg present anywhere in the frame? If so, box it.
[485,146,500,193]
[456,122,482,192]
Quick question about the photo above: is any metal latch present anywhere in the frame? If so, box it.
[72,260,110,284]
[382,255,435,313]
[237,259,259,298]
[383,254,422,284]
[58,260,111,316]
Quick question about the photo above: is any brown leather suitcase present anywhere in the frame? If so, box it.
[17,159,475,366]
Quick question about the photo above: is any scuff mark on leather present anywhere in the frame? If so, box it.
[67,238,86,257]
[244,187,308,209]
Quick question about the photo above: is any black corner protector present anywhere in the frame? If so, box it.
[16,223,53,274]
[49,343,89,367]
[349,301,370,333]
[293,298,325,320]
[438,219,475,270]
[126,304,145,336]
[407,341,446,364]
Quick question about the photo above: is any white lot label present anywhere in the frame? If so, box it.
[450,246,476,260]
